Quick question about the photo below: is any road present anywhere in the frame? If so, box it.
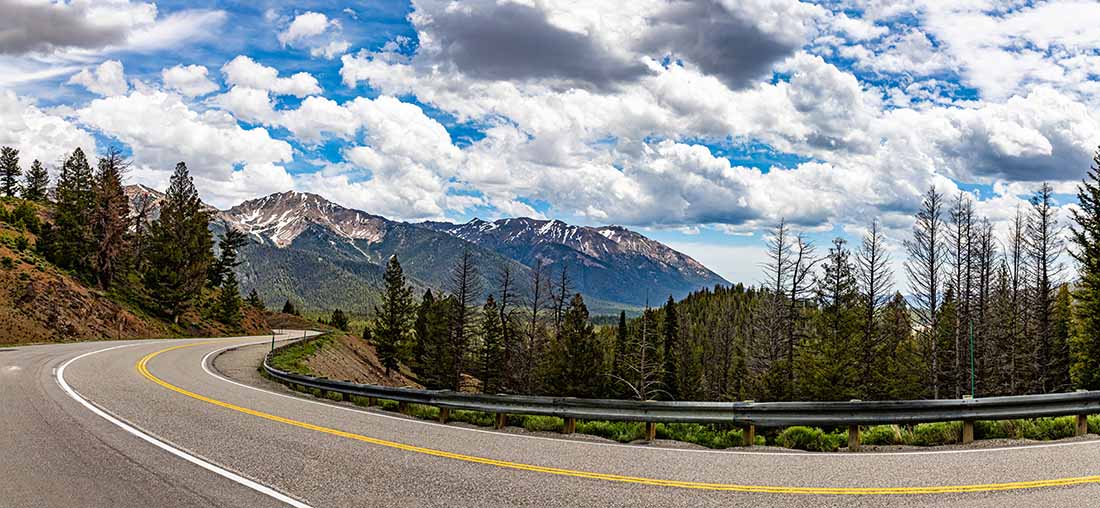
[3,331,1100,507]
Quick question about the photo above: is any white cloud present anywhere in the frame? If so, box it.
[0,90,96,172]
[221,55,321,97]
[276,11,350,60]
[161,64,219,97]
[67,60,129,96]
[74,89,294,207]
[212,86,278,125]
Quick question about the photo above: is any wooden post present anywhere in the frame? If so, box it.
[961,395,974,444]
[398,401,409,415]
[367,397,377,407]
[848,425,860,451]
[438,407,450,424]
[847,400,861,451]
[1077,389,1089,437]
[645,422,657,442]
[495,413,507,429]
[563,417,576,434]
[742,424,755,447]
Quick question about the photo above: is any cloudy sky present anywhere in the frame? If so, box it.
[2,0,1098,284]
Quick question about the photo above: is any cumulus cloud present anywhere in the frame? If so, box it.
[0,90,96,170]
[161,64,219,97]
[67,60,129,96]
[276,11,350,60]
[74,89,293,206]
[221,55,321,97]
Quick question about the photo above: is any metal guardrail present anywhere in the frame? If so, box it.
[262,336,1097,447]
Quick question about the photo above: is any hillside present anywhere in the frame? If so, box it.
[0,197,269,345]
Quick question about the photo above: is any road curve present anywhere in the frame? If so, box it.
[3,332,1100,507]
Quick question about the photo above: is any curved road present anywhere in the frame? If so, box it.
[4,331,1100,507]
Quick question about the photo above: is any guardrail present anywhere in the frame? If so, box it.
[262,338,1098,450]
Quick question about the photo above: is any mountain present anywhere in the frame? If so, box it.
[123,186,727,314]
[421,218,728,306]
[217,191,532,313]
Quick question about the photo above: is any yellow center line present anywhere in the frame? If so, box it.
[136,341,1100,495]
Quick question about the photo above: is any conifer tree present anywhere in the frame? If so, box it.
[48,148,96,274]
[412,289,436,373]
[1071,148,1100,389]
[1027,183,1067,392]
[480,295,505,393]
[905,185,947,398]
[372,255,414,376]
[92,147,131,289]
[614,310,628,385]
[329,308,349,331]
[661,295,679,399]
[245,288,265,310]
[216,271,242,326]
[0,146,21,197]
[282,299,299,315]
[446,246,483,389]
[552,293,601,398]
[22,159,49,202]
[142,162,214,323]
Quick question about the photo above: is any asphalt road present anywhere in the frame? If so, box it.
[4,331,1100,507]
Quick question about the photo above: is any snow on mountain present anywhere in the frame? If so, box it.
[221,191,389,247]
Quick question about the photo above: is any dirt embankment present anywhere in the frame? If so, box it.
[304,333,422,389]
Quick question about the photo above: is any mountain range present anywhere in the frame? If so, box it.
[124,186,728,314]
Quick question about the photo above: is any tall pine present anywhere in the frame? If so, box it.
[661,295,679,399]
[216,271,242,326]
[49,148,96,274]
[22,159,49,202]
[552,294,601,398]
[480,295,505,393]
[1,146,22,197]
[143,162,214,323]
[371,255,413,376]
[1071,147,1100,389]
[92,147,131,289]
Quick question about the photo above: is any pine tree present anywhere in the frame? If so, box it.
[48,148,96,274]
[905,185,947,398]
[552,293,601,398]
[330,308,349,331]
[245,288,265,310]
[0,146,21,197]
[855,220,893,398]
[216,271,242,326]
[446,246,483,389]
[480,295,505,393]
[22,159,49,202]
[1027,183,1066,392]
[614,310,628,385]
[282,299,299,315]
[1071,147,1100,389]
[372,255,414,376]
[797,238,861,400]
[661,295,679,399]
[142,162,214,323]
[92,147,131,289]
[209,225,248,287]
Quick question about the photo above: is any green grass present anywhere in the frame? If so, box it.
[268,335,332,375]
[775,426,847,452]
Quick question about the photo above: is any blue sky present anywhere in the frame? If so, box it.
[1,0,1099,284]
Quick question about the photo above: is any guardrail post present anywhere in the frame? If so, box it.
[742,424,755,447]
[1076,389,1089,436]
[961,395,974,444]
[438,407,450,424]
[367,397,377,407]
[848,400,861,451]
[563,417,576,434]
[398,401,410,415]
[645,422,657,442]
[495,413,507,429]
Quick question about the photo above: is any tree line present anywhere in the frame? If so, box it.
[365,147,1100,402]
[0,145,261,328]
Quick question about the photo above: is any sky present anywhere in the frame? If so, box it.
[1,0,1098,285]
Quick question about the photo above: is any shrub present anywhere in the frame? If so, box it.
[520,415,563,432]
[14,235,28,252]
[909,422,960,446]
[0,256,13,269]
[576,421,645,442]
[775,426,846,452]
[862,425,906,446]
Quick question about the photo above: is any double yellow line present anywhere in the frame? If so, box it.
[137,342,1100,495]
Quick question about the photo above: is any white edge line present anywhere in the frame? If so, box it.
[57,339,314,508]
[200,340,1100,459]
